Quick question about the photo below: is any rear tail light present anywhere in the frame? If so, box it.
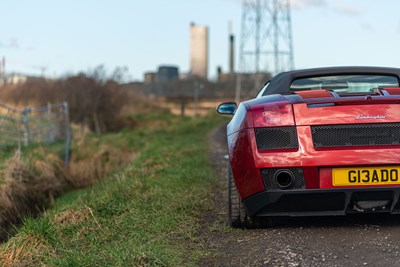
[252,101,295,127]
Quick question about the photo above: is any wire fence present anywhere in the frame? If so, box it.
[0,102,71,167]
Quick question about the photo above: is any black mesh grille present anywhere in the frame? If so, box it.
[255,127,298,150]
[312,123,400,148]
[260,168,306,190]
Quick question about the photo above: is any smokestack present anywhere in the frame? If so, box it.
[228,21,235,77]
[217,66,222,81]
[190,23,209,80]
[229,34,235,76]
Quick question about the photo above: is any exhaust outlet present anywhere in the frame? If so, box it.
[274,170,295,189]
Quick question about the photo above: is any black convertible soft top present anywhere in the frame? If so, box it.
[264,66,400,95]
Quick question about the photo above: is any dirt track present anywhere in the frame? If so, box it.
[201,124,400,266]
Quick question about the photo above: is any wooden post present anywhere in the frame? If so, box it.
[22,107,30,147]
[180,98,185,117]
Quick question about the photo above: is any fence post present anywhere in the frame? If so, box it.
[180,98,185,117]
[22,107,31,147]
[47,102,56,142]
[194,81,198,117]
[16,115,22,160]
[63,102,71,168]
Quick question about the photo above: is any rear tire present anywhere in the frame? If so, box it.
[228,165,246,228]
[228,164,273,228]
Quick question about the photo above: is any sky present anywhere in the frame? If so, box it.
[2,0,400,81]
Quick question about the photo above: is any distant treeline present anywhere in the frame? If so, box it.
[0,66,152,133]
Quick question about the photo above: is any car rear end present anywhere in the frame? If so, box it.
[229,85,400,218]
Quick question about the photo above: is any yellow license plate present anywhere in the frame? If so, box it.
[332,166,400,186]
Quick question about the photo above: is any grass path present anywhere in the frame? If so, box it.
[0,114,225,266]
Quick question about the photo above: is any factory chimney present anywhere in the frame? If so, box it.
[229,34,235,76]
[190,23,209,80]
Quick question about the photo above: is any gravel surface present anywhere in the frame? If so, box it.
[200,124,400,266]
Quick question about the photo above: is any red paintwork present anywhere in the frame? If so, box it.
[294,102,400,126]
[382,87,400,95]
[227,94,400,200]
[228,129,265,198]
[294,90,333,99]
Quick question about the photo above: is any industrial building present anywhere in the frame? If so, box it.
[157,66,179,83]
[144,72,157,84]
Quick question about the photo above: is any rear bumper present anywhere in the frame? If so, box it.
[243,187,400,217]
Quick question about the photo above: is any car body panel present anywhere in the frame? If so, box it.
[223,66,400,217]
[293,102,400,126]
[228,129,265,198]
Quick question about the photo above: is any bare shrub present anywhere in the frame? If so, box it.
[0,67,143,133]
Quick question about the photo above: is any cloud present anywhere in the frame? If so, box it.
[0,38,20,49]
[290,0,327,9]
[334,4,364,16]
[9,38,19,49]
[361,23,373,32]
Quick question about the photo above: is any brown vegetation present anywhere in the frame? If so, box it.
[0,152,68,239]
[0,232,56,266]
[67,143,136,188]
[0,139,137,241]
[0,68,148,242]
[0,67,154,133]
[0,77,126,133]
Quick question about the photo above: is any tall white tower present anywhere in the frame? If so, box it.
[190,23,209,80]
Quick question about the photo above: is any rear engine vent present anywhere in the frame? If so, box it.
[255,127,298,150]
[312,123,400,148]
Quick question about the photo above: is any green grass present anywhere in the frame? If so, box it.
[0,146,15,169]
[0,113,226,266]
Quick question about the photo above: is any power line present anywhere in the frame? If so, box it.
[236,0,294,102]
[239,0,294,75]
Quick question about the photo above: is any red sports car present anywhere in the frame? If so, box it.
[217,67,400,228]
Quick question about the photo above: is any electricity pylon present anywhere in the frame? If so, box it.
[235,0,294,102]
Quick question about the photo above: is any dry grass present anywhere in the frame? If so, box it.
[53,208,91,226]
[0,154,35,226]
[0,152,68,237]
[0,233,56,267]
[165,99,229,117]
[0,129,138,240]
[67,144,137,188]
